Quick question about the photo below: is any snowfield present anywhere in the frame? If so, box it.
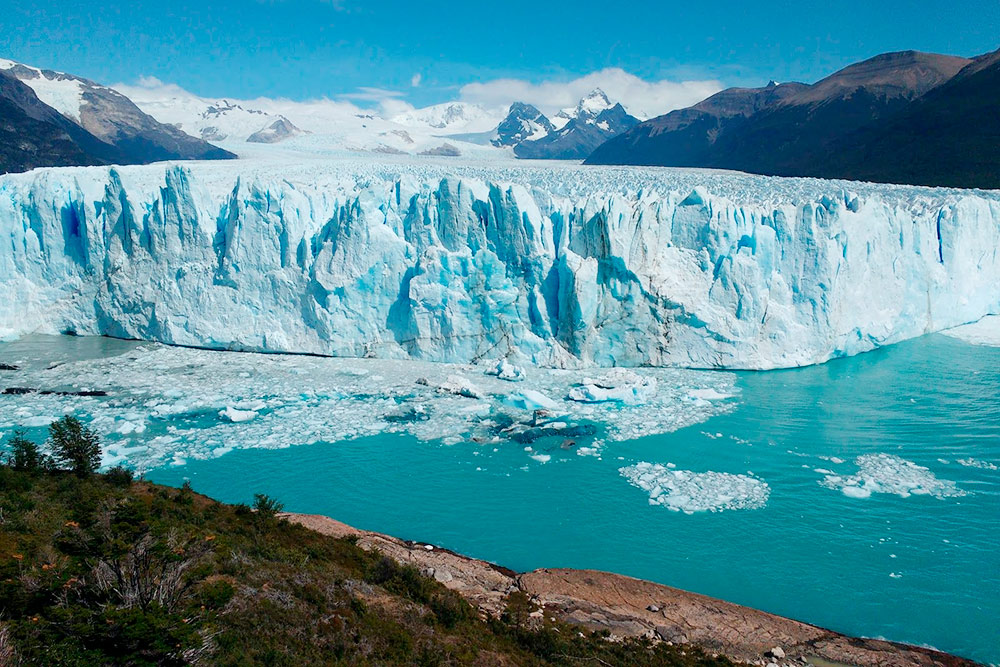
[1,155,999,369]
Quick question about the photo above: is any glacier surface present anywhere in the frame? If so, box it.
[2,157,999,369]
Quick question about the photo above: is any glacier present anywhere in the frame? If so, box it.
[2,157,999,370]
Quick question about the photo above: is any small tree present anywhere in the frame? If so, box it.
[252,493,284,519]
[48,416,101,477]
[7,429,43,472]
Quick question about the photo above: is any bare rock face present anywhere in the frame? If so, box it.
[283,513,518,616]
[518,568,975,667]
[285,513,977,667]
[0,59,235,172]
[247,116,304,144]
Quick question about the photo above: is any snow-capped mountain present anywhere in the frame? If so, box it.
[390,102,499,133]
[0,58,234,172]
[502,89,640,159]
[113,89,305,144]
[491,102,555,147]
[552,88,618,128]
[113,82,509,158]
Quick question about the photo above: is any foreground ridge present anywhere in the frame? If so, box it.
[288,513,979,667]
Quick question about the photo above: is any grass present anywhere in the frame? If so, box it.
[0,465,736,666]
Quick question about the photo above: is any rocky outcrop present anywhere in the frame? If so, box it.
[286,513,977,667]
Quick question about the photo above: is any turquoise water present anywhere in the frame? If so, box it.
[2,334,999,662]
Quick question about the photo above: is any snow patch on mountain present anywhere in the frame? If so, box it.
[0,60,87,122]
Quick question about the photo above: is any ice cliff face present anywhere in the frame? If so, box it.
[2,160,998,369]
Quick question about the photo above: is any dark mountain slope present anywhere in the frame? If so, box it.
[0,71,125,173]
[817,48,1000,188]
[586,50,990,188]
[1,59,236,173]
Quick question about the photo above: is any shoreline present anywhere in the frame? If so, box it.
[284,512,978,667]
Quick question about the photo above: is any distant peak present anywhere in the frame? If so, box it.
[577,89,613,116]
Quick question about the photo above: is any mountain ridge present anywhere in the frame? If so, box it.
[585,49,996,188]
[0,58,235,173]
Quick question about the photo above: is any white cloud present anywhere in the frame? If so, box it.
[459,68,722,120]
[410,73,422,88]
[112,66,724,141]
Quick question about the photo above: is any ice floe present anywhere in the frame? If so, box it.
[568,369,658,404]
[819,454,965,499]
[956,457,999,471]
[619,461,771,513]
[489,359,526,382]
[0,337,738,470]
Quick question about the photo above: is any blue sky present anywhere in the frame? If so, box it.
[3,0,999,108]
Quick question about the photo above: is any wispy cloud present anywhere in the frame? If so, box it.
[336,87,406,103]
[459,68,722,119]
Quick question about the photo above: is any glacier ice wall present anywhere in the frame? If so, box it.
[2,161,999,369]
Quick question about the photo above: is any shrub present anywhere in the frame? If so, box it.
[199,580,235,609]
[48,416,101,477]
[252,493,284,519]
[105,465,134,487]
[7,429,43,472]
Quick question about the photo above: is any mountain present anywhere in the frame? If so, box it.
[0,70,119,173]
[587,51,983,186]
[511,90,640,159]
[390,102,497,133]
[492,102,555,147]
[813,48,1000,188]
[0,59,235,168]
[125,95,305,144]
[247,116,305,143]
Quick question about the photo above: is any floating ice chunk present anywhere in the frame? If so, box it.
[219,406,259,423]
[620,462,770,513]
[116,420,147,435]
[957,457,999,471]
[436,375,484,399]
[489,359,526,382]
[530,453,551,463]
[941,315,1000,347]
[568,370,657,404]
[21,415,57,427]
[820,454,965,499]
[686,388,733,401]
[841,485,872,499]
[505,389,557,411]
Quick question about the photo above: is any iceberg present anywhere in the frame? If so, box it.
[2,159,999,369]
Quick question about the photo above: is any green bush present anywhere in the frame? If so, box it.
[252,493,284,518]
[7,429,44,472]
[199,580,235,609]
[47,416,101,477]
[104,465,134,487]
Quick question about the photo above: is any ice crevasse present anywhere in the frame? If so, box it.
[1,161,998,370]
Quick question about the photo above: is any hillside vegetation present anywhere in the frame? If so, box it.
[0,418,735,666]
